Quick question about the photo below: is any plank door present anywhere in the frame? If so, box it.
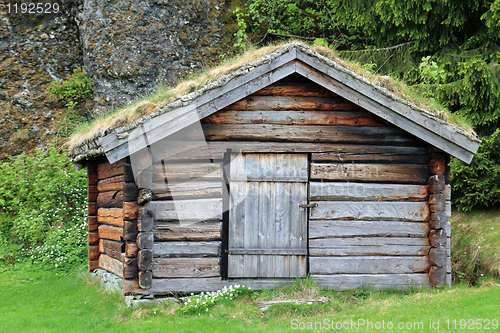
[228,153,308,278]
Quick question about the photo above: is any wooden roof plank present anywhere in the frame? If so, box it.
[294,60,476,163]
[295,50,480,161]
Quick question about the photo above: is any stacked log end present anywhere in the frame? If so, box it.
[95,158,127,278]
[427,146,452,287]
[87,159,99,271]
[127,161,153,290]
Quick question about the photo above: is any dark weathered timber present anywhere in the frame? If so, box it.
[309,220,430,239]
[310,163,429,184]
[99,239,123,260]
[136,170,153,189]
[98,225,123,242]
[88,159,98,169]
[97,159,125,180]
[152,163,222,182]
[311,147,430,164]
[123,202,141,221]
[124,257,138,279]
[201,124,421,146]
[99,254,123,278]
[123,183,139,202]
[125,241,139,258]
[88,245,99,261]
[150,182,223,200]
[445,164,451,184]
[429,211,448,230]
[148,141,429,161]
[139,271,153,289]
[87,170,98,186]
[88,216,98,232]
[309,201,430,222]
[312,274,430,290]
[123,163,135,183]
[429,229,447,248]
[154,222,222,241]
[429,159,446,175]
[97,176,124,192]
[89,260,99,272]
[309,256,431,274]
[138,209,154,232]
[152,258,221,278]
[88,231,99,245]
[428,175,445,194]
[97,191,123,208]
[88,185,98,202]
[250,82,338,97]
[428,266,447,286]
[429,193,446,212]
[97,208,123,227]
[153,241,221,257]
[88,203,98,216]
[225,95,363,111]
[202,110,386,127]
[309,182,429,202]
[428,146,445,160]
[137,232,154,249]
[138,249,153,271]
[123,220,138,241]
[429,248,447,267]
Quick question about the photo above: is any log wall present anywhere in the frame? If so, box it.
[427,146,452,287]
[105,76,446,294]
[92,158,131,278]
[123,157,225,295]
[87,159,99,271]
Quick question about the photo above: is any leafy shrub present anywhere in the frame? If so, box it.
[46,67,93,109]
[451,128,500,211]
[0,145,87,271]
[46,67,93,137]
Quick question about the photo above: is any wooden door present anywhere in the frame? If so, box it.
[228,154,308,278]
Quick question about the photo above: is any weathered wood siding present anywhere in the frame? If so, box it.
[123,155,225,295]
[87,159,99,271]
[118,76,436,294]
[208,77,431,290]
[91,158,134,279]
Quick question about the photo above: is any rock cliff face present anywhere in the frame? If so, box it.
[0,0,234,158]
[0,0,84,158]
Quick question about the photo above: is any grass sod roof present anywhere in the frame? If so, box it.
[68,41,480,165]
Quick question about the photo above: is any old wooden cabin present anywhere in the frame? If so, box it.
[69,43,480,296]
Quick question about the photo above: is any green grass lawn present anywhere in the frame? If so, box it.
[1,207,499,333]
[1,266,499,333]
